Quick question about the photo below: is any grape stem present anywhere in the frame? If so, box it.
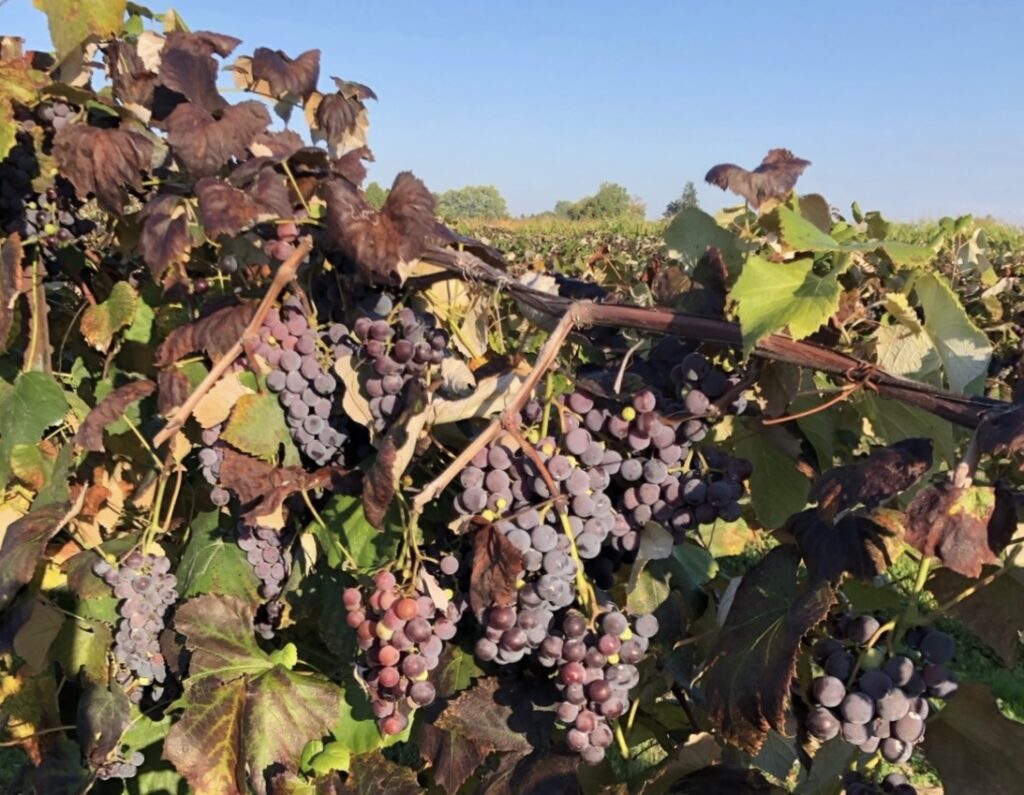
[847,619,896,685]
[301,487,358,570]
[152,237,314,449]
[614,720,631,759]
[502,420,598,618]
[280,160,314,219]
[411,308,577,512]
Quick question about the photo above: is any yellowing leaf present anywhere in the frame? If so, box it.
[80,281,138,352]
[33,0,127,61]
[193,372,255,429]
[221,392,295,463]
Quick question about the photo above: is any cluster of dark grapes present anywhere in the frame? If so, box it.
[348,306,449,431]
[842,771,917,795]
[92,552,177,704]
[264,220,300,261]
[0,135,37,231]
[546,609,657,764]
[198,424,230,507]
[237,524,291,638]
[95,751,146,781]
[261,298,350,466]
[11,184,94,248]
[805,614,958,763]
[343,569,464,735]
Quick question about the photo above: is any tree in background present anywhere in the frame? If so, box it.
[434,185,509,220]
[554,182,646,220]
[365,181,388,210]
[664,180,700,217]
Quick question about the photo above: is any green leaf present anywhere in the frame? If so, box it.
[732,418,810,530]
[704,546,835,756]
[80,281,138,353]
[434,643,485,699]
[308,740,350,775]
[923,682,1024,795]
[0,371,68,490]
[176,511,261,606]
[732,255,850,353]
[221,391,298,463]
[881,240,935,266]
[173,593,272,680]
[52,616,112,682]
[908,271,992,394]
[857,391,956,467]
[123,296,155,343]
[33,0,127,61]
[664,206,744,269]
[777,205,840,251]
[310,493,399,570]
[331,683,388,757]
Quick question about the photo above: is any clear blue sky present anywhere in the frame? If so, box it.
[3,0,1023,221]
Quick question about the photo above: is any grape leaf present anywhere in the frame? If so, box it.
[477,750,580,795]
[732,255,852,353]
[856,391,956,467]
[787,508,902,584]
[909,271,992,394]
[810,438,932,516]
[0,502,69,610]
[175,511,261,606]
[235,47,321,101]
[905,480,1015,578]
[196,176,277,239]
[469,522,525,617]
[0,371,68,490]
[705,149,810,211]
[154,301,257,366]
[32,0,126,61]
[337,751,420,795]
[74,378,155,451]
[52,125,154,214]
[881,240,936,267]
[0,57,48,161]
[173,593,272,679]
[218,447,332,526]
[666,766,783,794]
[307,490,399,570]
[732,418,810,530]
[636,732,721,795]
[922,682,1024,795]
[156,30,240,115]
[80,281,139,353]
[927,566,1024,666]
[76,681,130,768]
[663,206,744,269]
[165,100,271,177]
[704,545,835,755]
[221,391,296,463]
[138,195,191,281]
[52,616,111,681]
[975,402,1024,459]
[433,643,485,699]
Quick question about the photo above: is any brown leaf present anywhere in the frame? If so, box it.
[928,566,1024,666]
[196,177,266,239]
[75,380,156,452]
[788,508,902,583]
[672,247,729,319]
[138,195,191,280]
[922,682,1024,795]
[105,40,157,116]
[52,124,154,213]
[704,545,835,755]
[667,767,783,794]
[477,751,580,795]
[705,148,811,210]
[218,447,333,525]
[251,129,305,159]
[165,101,271,177]
[811,438,933,517]
[417,722,489,795]
[336,752,420,795]
[469,523,525,618]
[323,171,436,285]
[154,301,257,367]
[250,47,320,100]
[975,403,1024,459]
[0,233,26,351]
[0,503,71,611]
[158,30,241,114]
[363,437,396,530]
[309,93,360,145]
[158,368,190,416]
[334,146,372,187]
[905,480,1016,578]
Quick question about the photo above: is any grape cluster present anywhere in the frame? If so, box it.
[198,424,230,507]
[264,220,300,261]
[237,525,291,638]
[350,306,449,431]
[842,771,917,795]
[547,609,657,764]
[0,135,36,227]
[805,614,958,762]
[261,298,350,466]
[343,570,464,735]
[93,553,177,703]
[96,751,146,781]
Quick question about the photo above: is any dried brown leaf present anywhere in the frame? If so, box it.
[165,100,271,177]
[469,523,524,618]
[0,503,70,611]
[363,437,396,530]
[975,403,1024,459]
[52,124,154,213]
[788,508,902,583]
[158,30,241,114]
[249,47,320,100]
[154,301,257,367]
[75,380,156,452]
[105,40,156,117]
[138,195,190,280]
[334,146,372,186]
[905,480,1016,577]
[218,447,333,526]
[323,171,436,285]
[195,177,266,239]
[705,148,811,210]
[157,368,190,416]
[812,438,933,516]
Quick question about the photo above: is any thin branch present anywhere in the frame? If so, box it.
[152,238,313,449]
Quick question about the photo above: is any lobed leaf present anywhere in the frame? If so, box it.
[52,124,154,213]
[74,379,155,452]
[469,522,525,618]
